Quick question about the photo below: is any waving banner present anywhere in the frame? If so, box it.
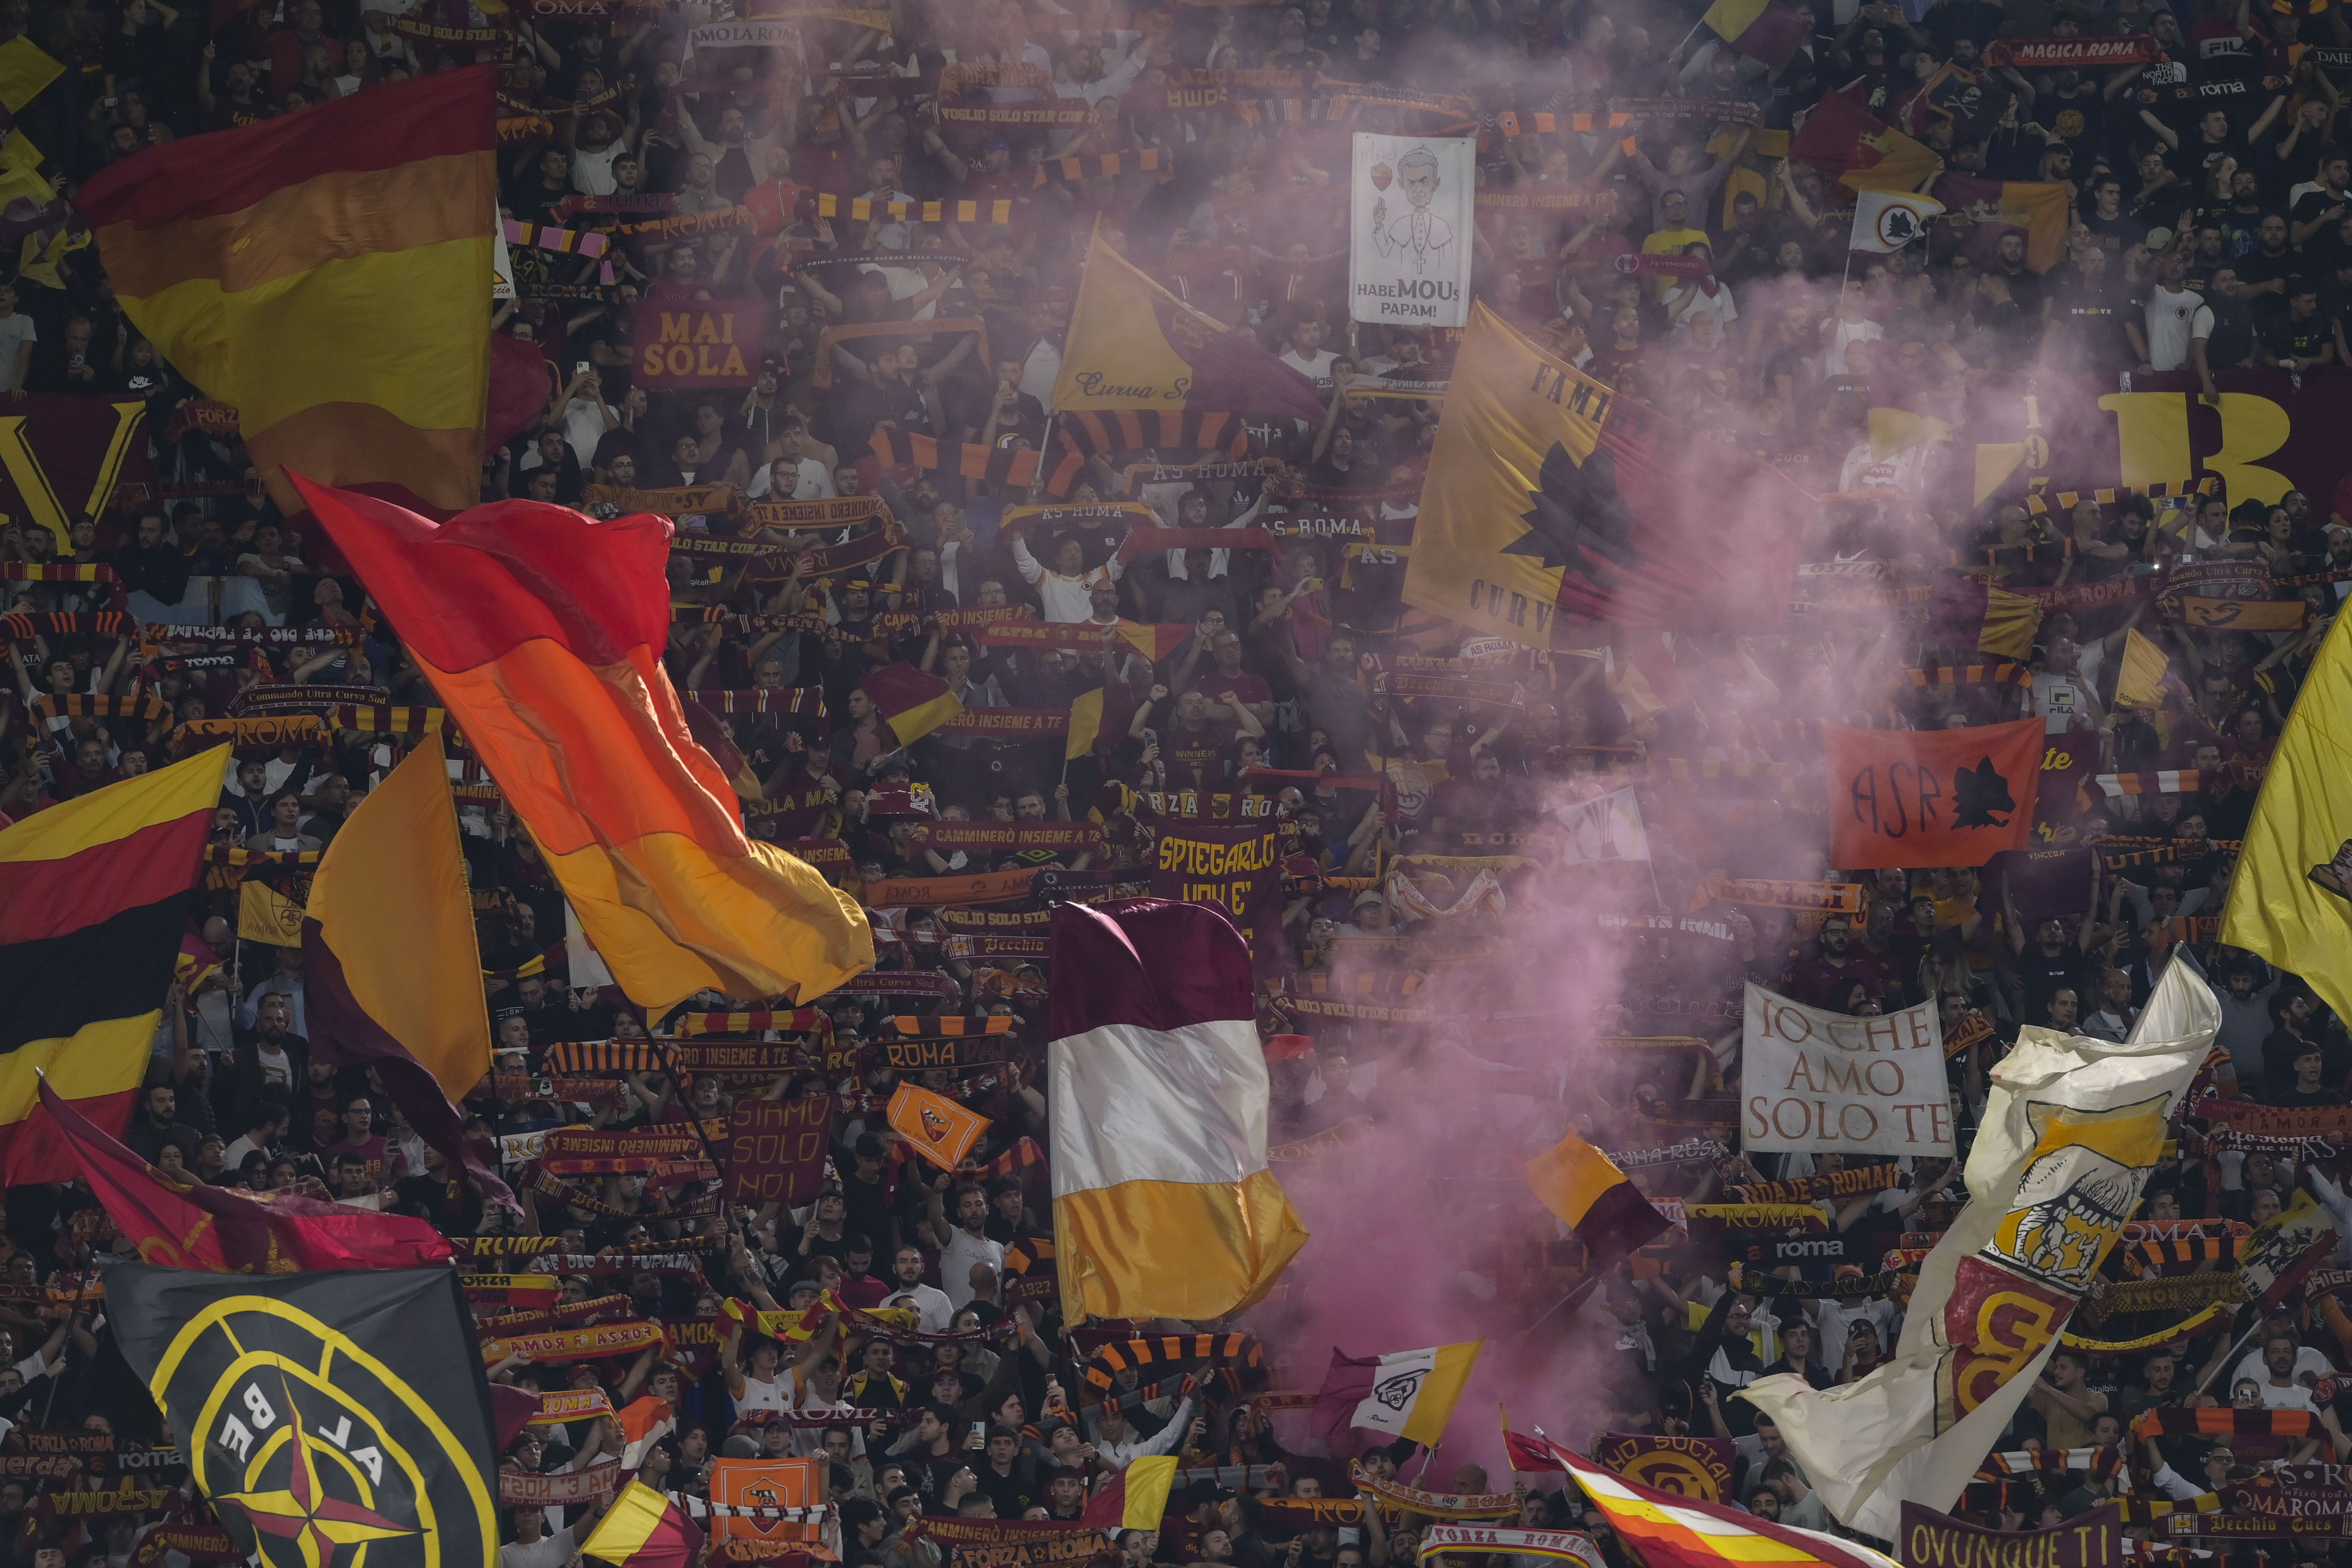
[1593,1435,1736,1502]
[1739,956,2219,1538]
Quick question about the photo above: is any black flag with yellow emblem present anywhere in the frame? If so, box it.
[109,1266,499,1568]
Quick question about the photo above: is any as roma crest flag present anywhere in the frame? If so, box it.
[1404,303,1810,647]
[108,1264,499,1568]
[887,1082,988,1170]
[1824,718,2042,870]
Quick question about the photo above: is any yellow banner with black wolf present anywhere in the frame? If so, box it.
[236,858,311,947]
[107,1264,501,1568]
[1402,303,1810,647]
[2223,611,2352,1029]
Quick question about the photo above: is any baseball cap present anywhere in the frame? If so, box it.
[2144,226,2175,251]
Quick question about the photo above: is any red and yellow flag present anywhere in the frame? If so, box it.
[294,479,874,1012]
[0,748,226,1181]
[887,1082,990,1169]
[583,1482,701,1568]
[861,663,965,748]
[1789,90,1941,195]
[78,66,497,513]
[1932,173,2072,273]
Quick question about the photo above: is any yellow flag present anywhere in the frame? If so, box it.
[1867,407,1952,463]
[1054,238,1205,411]
[2221,612,2352,1021]
[1974,442,2028,506]
[1066,688,1106,760]
[1401,302,1612,650]
[237,877,303,947]
[303,732,493,1102]
[1051,233,1326,424]
[0,39,61,114]
[2115,628,2169,710]
[1979,585,2042,661]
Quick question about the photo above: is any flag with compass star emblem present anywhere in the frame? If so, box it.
[1402,302,1814,648]
[107,1266,500,1568]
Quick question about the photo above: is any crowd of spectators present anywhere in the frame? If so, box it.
[5,0,2352,1565]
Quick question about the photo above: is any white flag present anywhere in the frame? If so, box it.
[1555,787,1650,865]
[1849,190,1944,255]
[564,902,615,990]
[1738,954,2219,1538]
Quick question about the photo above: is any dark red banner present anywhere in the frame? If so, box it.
[633,299,770,387]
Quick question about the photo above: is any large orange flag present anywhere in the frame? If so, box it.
[293,478,872,1010]
[1823,719,2044,870]
[78,67,496,513]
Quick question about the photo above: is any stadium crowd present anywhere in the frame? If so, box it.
[4,0,2352,1564]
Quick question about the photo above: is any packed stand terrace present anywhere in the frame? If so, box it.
[4,0,2352,1561]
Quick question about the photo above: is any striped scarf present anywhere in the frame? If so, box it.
[808,193,1021,224]
[30,692,165,719]
[1905,663,2034,688]
[329,705,444,734]
[1079,1331,1263,1392]
[686,688,827,717]
[885,1015,1015,1036]
[1977,1448,2122,1478]
[871,429,1039,489]
[2130,1408,2316,1441]
[2122,1220,2249,1277]
[671,1010,830,1038]
[1032,148,1171,185]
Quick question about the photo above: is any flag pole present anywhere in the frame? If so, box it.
[1028,412,1060,503]
[1514,1269,1605,1344]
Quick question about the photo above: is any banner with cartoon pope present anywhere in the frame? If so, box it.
[1350,133,1474,329]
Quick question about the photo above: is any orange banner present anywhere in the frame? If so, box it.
[1824,718,2044,870]
[887,1083,989,1169]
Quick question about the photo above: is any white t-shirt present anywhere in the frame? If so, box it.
[1667,280,1738,342]
[749,457,835,500]
[2143,285,2211,372]
[570,137,629,196]
[939,1228,1006,1311]
[1821,316,1881,376]
[561,398,610,468]
[883,1282,955,1335]
[0,314,37,389]
[1011,536,1116,623]
[735,1369,795,1418]
[252,1042,294,1092]
[2030,671,2088,735]
[500,1527,575,1568]
[2234,1345,2333,1389]
[1813,1295,1899,1361]
[1279,347,1338,392]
